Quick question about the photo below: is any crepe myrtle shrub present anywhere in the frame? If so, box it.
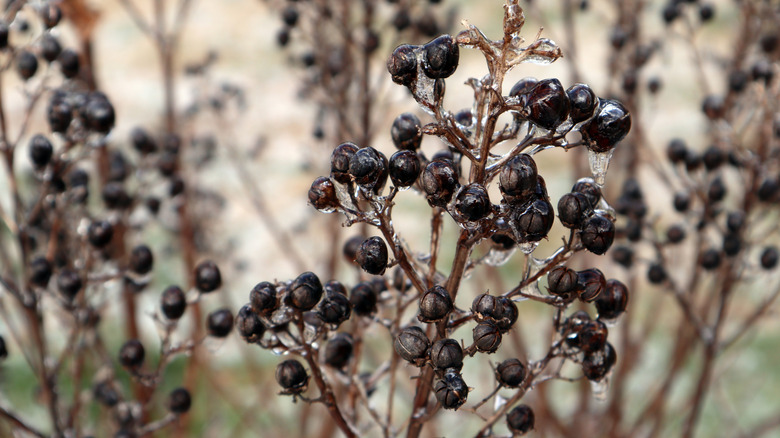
[259,2,635,436]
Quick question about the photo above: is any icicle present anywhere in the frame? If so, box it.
[587,148,615,186]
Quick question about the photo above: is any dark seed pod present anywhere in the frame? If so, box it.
[389,150,421,188]
[701,95,724,120]
[557,192,593,228]
[422,34,459,79]
[236,305,264,343]
[41,34,62,63]
[647,263,667,284]
[595,279,629,320]
[507,404,535,435]
[387,44,419,86]
[356,236,389,275]
[47,97,72,133]
[249,282,277,315]
[726,211,745,233]
[567,83,598,123]
[330,142,358,184]
[194,260,222,293]
[394,326,430,363]
[289,272,323,311]
[418,285,453,322]
[350,282,378,316]
[547,266,578,296]
[349,146,387,190]
[29,134,54,169]
[40,4,62,28]
[496,358,526,387]
[666,224,686,244]
[309,177,340,212]
[276,359,308,392]
[524,78,571,130]
[577,268,606,302]
[434,371,468,410]
[511,198,554,242]
[391,113,423,150]
[581,99,632,153]
[17,51,38,80]
[761,247,778,270]
[93,382,119,407]
[129,245,153,275]
[57,269,82,300]
[509,77,539,98]
[119,339,145,369]
[324,280,347,296]
[30,256,52,287]
[702,145,725,171]
[454,183,491,222]
[161,285,187,320]
[700,248,721,271]
[207,308,234,338]
[723,233,741,256]
[430,338,463,371]
[101,182,131,210]
[707,176,726,203]
[393,10,411,31]
[317,291,352,325]
[611,245,634,268]
[472,293,500,322]
[562,310,592,348]
[572,178,602,209]
[85,95,116,134]
[685,152,702,172]
[500,154,538,202]
[168,388,191,414]
[281,6,298,26]
[343,235,364,265]
[58,49,80,79]
[666,139,688,164]
[324,333,354,369]
[131,127,157,154]
[421,159,459,208]
[580,214,615,255]
[473,322,502,353]
[758,178,779,202]
[495,297,519,332]
[579,320,608,354]
[582,342,617,381]
[673,192,691,212]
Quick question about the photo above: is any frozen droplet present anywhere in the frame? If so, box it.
[520,278,544,298]
[484,247,517,266]
[270,347,288,356]
[493,393,508,412]
[276,329,299,349]
[518,241,538,255]
[521,38,563,65]
[590,376,610,402]
[271,307,293,326]
[598,315,622,327]
[587,148,615,186]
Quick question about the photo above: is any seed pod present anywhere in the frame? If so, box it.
[387,44,419,86]
[561,310,592,348]
[87,220,114,248]
[236,305,264,343]
[507,404,535,435]
[57,269,82,300]
[93,382,118,407]
[29,134,54,169]
[343,235,364,265]
[673,192,690,212]
[473,322,502,353]
[547,266,578,296]
[161,285,187,320]
[85,95,115,134]
[17,51,38,80]
[580,213,615,255]
[595,279,629,320]
[499,154,538,202]
[700,248,721,271]
[510,198,554,242]
[30,256,52,287]
[472,293,500,322]
[276,359,309,393]
[250,282,278,315]
[577,268,606,302]
[524,78,571,130]
[581,98,631,153]
[430,338,464,371]
[394,326,430,363]
[707,176,726,203]
[309,177,340,212]
[454,183,491,222]
[579,320,608,354]
[119,339,145,369]
[324,333,354,369]
[350,282,378,316]
[47,96,72,133]
[194,261,221,293]
[317,291,352,325]
[391,113,422,150]
[131,127,157,154]
[349,147,387,191]
[761,247,779,270]
[495,297,519,332]
[418,285,453,322]
[389,150,421,188]
[356,236,389,275]
[571,178,601,209]
[667,139,688,164]
[207,309,233,338]
[647,263,667,284]
[702,95,724,120]
[567,83,598,123]
[557,192,593,228]
[496,358,526,387]
[666,224,686,244]
[725,211,745,233]
[582,342,617,381]
[58,49,80,79]
[330,142,358,184]
[422,34,459,79]
[434,371,468,410]
[129,245,154,275]
[723,233,741,256]
[168,388,191,414]
[422,160,459,208]
[289,272,323,311]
